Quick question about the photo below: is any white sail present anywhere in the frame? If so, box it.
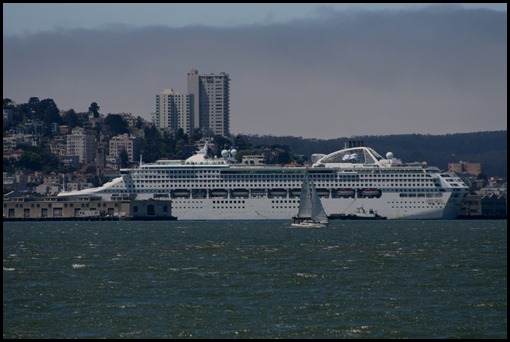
[293,169,329,226]
[296,173,313,218]
[310,179,329,223]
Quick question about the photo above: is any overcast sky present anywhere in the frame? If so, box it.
[3,3,507,139]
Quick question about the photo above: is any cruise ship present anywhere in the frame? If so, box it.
[57,141,469,220]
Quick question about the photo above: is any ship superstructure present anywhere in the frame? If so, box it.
[57,142,469,220]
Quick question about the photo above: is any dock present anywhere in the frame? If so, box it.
[3,194,177,221]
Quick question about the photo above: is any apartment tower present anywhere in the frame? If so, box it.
[153,88,193,135]
[187,69,230,136]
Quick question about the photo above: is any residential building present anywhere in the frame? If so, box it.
[187,69,230,136]
[109,133,140,163]
[3,108,14,127]
[448,161,482,175]
[48,135,67,157]
[43,173,61,186]
[3,172,18,190]
[58,125,70,135]
[105,156,120,170]
[2,171,28,191]
[66,127,97,164]
[118,112,139,128]
[153,88,193,135]
[242,154,266,165]
[3,133,38,153]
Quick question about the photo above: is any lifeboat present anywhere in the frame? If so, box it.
[191,189,207,199]
[231,189,249,198]
[316,188,330,198]
[250,189,267,198]
[359,188,382,198]
[209,189,228,198]
[153,193,170,199]
[268,188,288,198]
[333,188,356,198]
[172,189,191,198]
[289,188,302,197]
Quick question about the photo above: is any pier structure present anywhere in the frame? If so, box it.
[3,193,176,221]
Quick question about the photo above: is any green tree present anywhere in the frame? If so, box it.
[140,126,162,163]
[119,149,129,168]
[234,134,252,151]
[18,151,42,170]
[174,139,187,159]
[38,98,62,135]
[62,109,81,128]
[3,98,15,109]
[161,130,176,158]
[477,173,488,181]
[28,97,39,110]
[15,144,60,173]
[190,128,203,144]
[89,102,100,118]
[23,97,40,121]
[277,150,292,164]
[104,114,129,136]
[175,128,188,143]
[38,99,60,122]
[136,116,143,129]
[3,157,17,173]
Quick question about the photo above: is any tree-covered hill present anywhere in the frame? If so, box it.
[244,131,507,177]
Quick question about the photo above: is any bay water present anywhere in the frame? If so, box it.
[3,220,507,338]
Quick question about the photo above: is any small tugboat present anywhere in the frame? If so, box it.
[328,206,387,220]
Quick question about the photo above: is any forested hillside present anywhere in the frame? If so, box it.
[245,131,507,177]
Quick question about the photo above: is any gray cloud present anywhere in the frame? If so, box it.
[3,6,506,139]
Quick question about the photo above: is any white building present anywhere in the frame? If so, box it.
[187,69,230,136]
[153,88,192,135]
[3,133,38,153]
[66,127,96,164]
[241,154,266,165]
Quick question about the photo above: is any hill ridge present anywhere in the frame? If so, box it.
[243,130,507,177]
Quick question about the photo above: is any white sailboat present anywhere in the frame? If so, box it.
[291,169,329,228]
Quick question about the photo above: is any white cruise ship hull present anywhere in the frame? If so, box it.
[163,192,462,220]
[57,144,469,220]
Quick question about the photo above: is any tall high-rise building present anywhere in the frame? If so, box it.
[187,69,230,136]
[153,88,193,135]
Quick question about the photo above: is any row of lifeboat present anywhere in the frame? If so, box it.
[332,188,382,198]
[159,188,382,199]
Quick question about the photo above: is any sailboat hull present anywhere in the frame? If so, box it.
[290,221,327,228]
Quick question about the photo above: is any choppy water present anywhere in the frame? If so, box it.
[3,220,507,339]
